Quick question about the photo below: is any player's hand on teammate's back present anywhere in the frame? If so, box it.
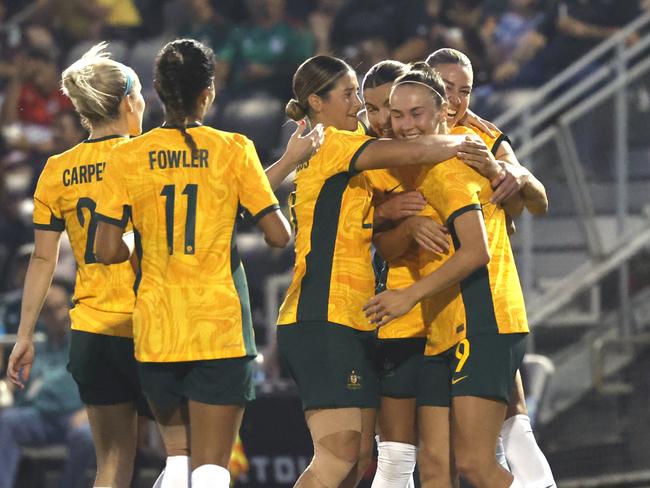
[283,120,325,164]
[457,136,504,183]
[491,163,531,204]
[406,216,449,254]
[460,108,499,137]
[6,338,35,389]
[364,288,418,327]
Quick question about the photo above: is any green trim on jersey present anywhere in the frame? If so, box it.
[230,228,256,356]
[448,203,499,335]
[296,172,350,322]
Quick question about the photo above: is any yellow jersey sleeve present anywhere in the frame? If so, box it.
[319,127,375,176]
[423,159,483,225]
[33,160,65,231]
[96,146,131,227]
[235,136,279,221]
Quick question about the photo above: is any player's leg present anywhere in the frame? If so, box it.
[188,401,244,487]
[148,403,191,488]
[372,338,425,488]
[417,406,451,488]
[341,407,378,488]
[501,372,556,488]
[449,334,527,488]
[452,396,514,487]
[372,398,418,488]
[278,322,380,488]
[86,403,138,488]
[415,352,454,488]
[181,356,255,487]
[296,408,362,488]
[138,361,193,488]
[68,331,143,488]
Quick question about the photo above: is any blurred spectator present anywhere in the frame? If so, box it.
[96,0,143,41]
[330,0,431,69]
[0,283,94,488]
[216,0,314,97]
[436,0,492,84]
[483,0,550,86]
[0,46,74,152]
[307,0,345,54]
[541,0,641,77]
[34,0,108,47]
[175,0,233,52]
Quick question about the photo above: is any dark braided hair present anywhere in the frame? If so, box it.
[154,39,216,156]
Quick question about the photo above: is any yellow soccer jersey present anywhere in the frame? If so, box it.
[96,125,279,362]
[33,135,135,337]
[365,168,431,339]
[277,126,377,330]
[416,132,528,356]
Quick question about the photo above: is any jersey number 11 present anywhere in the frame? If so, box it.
[160,184,198,255]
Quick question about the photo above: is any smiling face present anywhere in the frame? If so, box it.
[432,62,473,129]
[389,83,447,140]
[363,82,393,137]
[313,70,362,132]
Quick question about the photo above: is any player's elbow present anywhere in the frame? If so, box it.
[527,199,548,216]
[258,211,292,248]
[94,242,121,264]
[265,231,291,248]
[264,222,291,248]
[463,245,491,269]
[95,224,128,264]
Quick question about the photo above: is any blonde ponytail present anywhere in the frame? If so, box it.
[61,42,135,129]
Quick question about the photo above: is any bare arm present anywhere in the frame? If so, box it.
[265,122,324,190]
[95,222,130,264]
[256,210,291,248]
[355,135,497,174]
[496,142,548,215]
[364,210,489,325]
[374,216,449,262]
[7,229,61,388]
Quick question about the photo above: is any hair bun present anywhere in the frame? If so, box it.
[285,98,306,121]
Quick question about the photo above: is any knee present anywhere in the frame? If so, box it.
[309,431,360,487]
[417,444,450,483]
[454,451,489,484]
[320,430,361,464]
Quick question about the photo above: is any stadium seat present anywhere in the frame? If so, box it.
[214,91,285,162]
[128,36,170,97]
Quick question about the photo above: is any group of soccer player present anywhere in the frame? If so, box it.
[3,33,556,488]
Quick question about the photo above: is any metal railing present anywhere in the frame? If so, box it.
[492,11,650,336]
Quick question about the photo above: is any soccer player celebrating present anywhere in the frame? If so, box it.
[277,54,508,488]
[94,39,291,488]
[7,43,149,488]
[364,63,529,488]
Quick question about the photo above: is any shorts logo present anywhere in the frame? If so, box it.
[347,370,363,390]
[451,375,469,385]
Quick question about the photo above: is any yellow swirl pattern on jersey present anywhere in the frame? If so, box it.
[33,136,135,337]
[277,126,377,330]
[416,126,528,355]
[96,126,278,362]
[367,125,516,343]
